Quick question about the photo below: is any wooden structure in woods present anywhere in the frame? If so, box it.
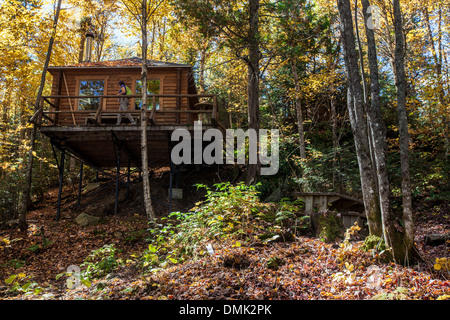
[293,192,366,228]
[30,57,222,217]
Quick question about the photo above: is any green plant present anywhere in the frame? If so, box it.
[140,182,275,270]
[266,256,285,270]
[141,219,180,270]
[4,273,43,295]
[362,235,388,257]
[81,244,119,279]
[190,182,270,239]
[1,259,26,269]
[26,230,52,253]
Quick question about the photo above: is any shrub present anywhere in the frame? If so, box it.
[362,235,387,253]
[81,244,119,279]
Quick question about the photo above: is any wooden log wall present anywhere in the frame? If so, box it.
[50,68,190,126]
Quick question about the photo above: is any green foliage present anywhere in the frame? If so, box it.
[266,256,285,270]
[80,244,119,280]
[189,182,268,239]
[27,238,52,253]
[362,235,387,253]
[4,272,44,296]
[141,223,179,271]
[140,182,312,274]
[141,182,272,270]
[294,142,361,194]
[1,259,26,269]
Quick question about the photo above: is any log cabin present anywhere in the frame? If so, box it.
[34,56,219,169]
[31,56,221,217]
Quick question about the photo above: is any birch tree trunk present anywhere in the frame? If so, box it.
[18,0,63,231]
[246,0,261,184]
[337,0,382,236]
[361,0,392,245]
[141,0,155,220]
[393,0,414,263]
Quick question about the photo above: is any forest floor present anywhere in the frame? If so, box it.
[0,166,449,300]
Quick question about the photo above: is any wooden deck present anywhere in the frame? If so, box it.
[293,192,365,228]
[32,94,220,169]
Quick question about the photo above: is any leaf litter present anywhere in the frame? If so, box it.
[0,185,448,300]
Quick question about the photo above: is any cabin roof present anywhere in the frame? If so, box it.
[47,57,192,74]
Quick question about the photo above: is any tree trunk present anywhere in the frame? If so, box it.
[393,0,414,264]
[18,0,63,231]
[423,5,445,105]
[78,17,91,63]
[354,0,379,200]
[141,0,155,220]
[361,0,392,245]
[290,59,307,161]
[246,0,260,184]
[331,96,338,190]
[198,44,207,94]
[337,0,382,237]
[159,17,166,61]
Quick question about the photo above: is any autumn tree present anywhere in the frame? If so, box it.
[392,0,414,263]
[16,0,64,230]
[120,0,165,220]
[269,0,333,164]
[0,0,48,225]
[173,0,262,183]
[359,0,391,244]
[337,0,383,237]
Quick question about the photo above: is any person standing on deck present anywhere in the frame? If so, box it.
[116,81,136,125]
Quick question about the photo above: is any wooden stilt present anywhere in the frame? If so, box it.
[113,134,121,215]
[77,162,83,207]
[169,160,173,213]
[55,147,66,221]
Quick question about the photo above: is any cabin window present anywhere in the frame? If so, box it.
[78,80,105,110]
[135,79,160,110]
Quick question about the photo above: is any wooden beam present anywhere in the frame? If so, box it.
[62,72,77,125]
[39,124,215,133]
[42,94,217,99]
[111,131,140,167]
[54,70,63,124]
[293,192,363,204]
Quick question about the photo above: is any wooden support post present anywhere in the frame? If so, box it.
[55,147,66,221]
[113,133,121,215]
[77,162,83,207]
[305,195,313,214]
[63,72,76,125]
[319,195,328,211]
[54,70,63,125]
[126,159,131,201]
[169,160,173,213]
[175,164,180,188]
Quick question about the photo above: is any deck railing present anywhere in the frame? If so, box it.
[30,94,218,127]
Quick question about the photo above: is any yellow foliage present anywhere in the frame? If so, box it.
[434,257,449,271]
[0,237,11,250]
